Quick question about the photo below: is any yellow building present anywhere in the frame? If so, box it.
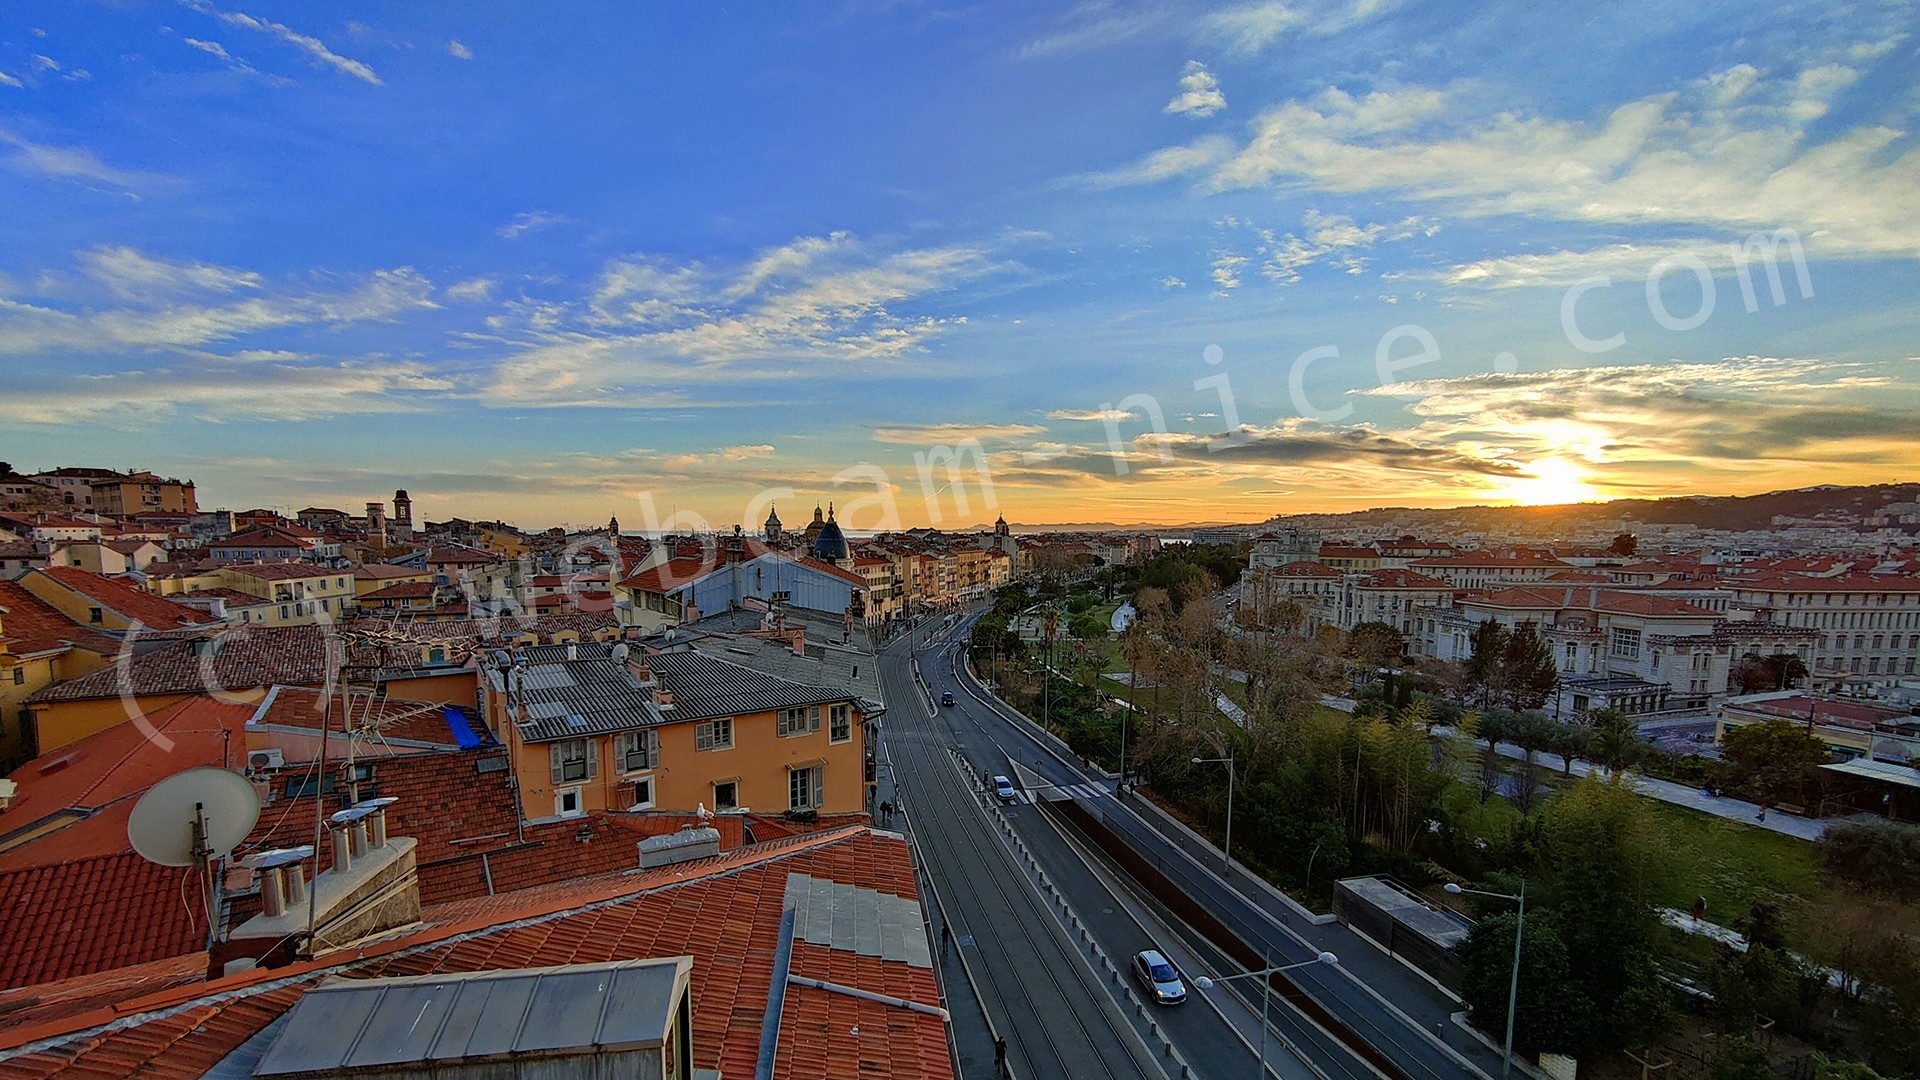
[0,580,121,767]
[486,641,877,822]
[150,563,359,626]
[89,471,198,516]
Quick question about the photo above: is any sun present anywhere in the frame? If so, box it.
[1493,458,1602,506]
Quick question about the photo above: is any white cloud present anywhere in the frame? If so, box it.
[1203,0,1404,52]
[0,358,456,425]
[0,72,22,89]
[497,210,572,239]
[1210,249,1247,292]
[1048,408,1137,422]
[0,129,155,194]
[0,254,437,354]
[1071,135,1234,189]
[183,37,234,61]
[448,39,474,60]
[184,1,382,86]
[871,423,1045,444]
[1020,1,1167,58]
[1203,64,1920,259]
[1160,276,1186,289]
[481,234,1008,408]
[444,277,496,303]
[1165,61,1226,117]
[78,246,264,300]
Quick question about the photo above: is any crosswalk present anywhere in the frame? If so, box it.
[1014,781,1110,804]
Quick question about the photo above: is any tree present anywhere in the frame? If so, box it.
[1068,611,1105,642]
[1501,621,1559,710]
[1818,819,1920,900]
[1459,912,1594,1055]
[1588,708,1643,779]
[1721,719,1830,808]
[1537,779,1676,1053]
[1609,532,1639,556]
[1464,619,1511,707]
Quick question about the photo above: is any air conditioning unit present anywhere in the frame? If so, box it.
[246,748,285,777]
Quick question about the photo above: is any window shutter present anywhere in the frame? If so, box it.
[586,740,598,780]
[549,743,563,785]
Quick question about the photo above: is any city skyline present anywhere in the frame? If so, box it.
[3,2,1918,529]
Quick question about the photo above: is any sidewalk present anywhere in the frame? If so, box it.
[1464,734,1827,841]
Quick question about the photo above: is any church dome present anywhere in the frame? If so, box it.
[813,506,849,562]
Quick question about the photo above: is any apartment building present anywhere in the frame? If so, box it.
[1722,572,1920,683]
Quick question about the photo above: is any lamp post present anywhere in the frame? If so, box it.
[1194,950,1338,1078]
[1445,880,1526,1077]
[1192,754,1235,872]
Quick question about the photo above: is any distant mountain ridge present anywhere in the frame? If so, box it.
[1260,482,1920,534]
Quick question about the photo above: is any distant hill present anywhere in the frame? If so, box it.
[1259,483,1920,535]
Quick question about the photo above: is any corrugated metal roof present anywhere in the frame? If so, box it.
[649,650,852,721]
[252,957,690,1076]
[510,645,666,743]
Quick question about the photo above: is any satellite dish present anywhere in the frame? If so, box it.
[128,767,261,867]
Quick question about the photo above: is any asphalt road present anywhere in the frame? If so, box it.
[904,610,1499,1080]
[878,623,1168,1079]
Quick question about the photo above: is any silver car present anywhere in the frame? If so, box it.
[1132,949,1187,1005]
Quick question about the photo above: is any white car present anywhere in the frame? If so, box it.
[1131,949,1187,1005]
[992,775,1016,803]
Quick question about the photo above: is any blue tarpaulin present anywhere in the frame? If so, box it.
[442,706,493,749]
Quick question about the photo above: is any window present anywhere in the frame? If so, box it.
[789,766,822,811]
[88,606,103,624]
[829,703,852,743]
[555,787,582,817]
[713,779,739,811]
[622,777,654,810]
[280,605,289,619]
[1610,627,1641,661]
[779,706,820,738]
[695,718,733,751]
[549,738,594,784]
[616,729,659,772]
[10,667,22,686]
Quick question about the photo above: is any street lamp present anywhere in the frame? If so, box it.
[1191,754,1235,872]
[1194,950,1338,1078]
[1445,881,1526,1077]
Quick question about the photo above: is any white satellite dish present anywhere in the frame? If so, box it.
[128,767,261,868]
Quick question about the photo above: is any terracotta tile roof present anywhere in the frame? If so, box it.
[1355,569,1450,590]
[0,852,208,991]
[0,826,945,1080]
[0,697,258,871]
[27,625,357,704]
[358,581,436,601]
[351,563,427,581]
[1274,560,1340,577]
[205,526,316,550]
[221,562,335,582]
[1412,552,1571,568]
[177,587,270,607]
[1727,572,1920,594]
[0,954,206,1032]
[0,580,120,658]
[248,686,466,747]
[1317,544,1378,559]
[426,546,498,565]
[31,567,217,630]
[1463,586,1718,618]
[621,554,721,593]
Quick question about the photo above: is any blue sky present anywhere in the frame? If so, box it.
[1,1,1916,529]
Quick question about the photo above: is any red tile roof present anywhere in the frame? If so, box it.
[28,625,353,704]
[0,697,258,871]
[1726,572,1920,594]
[1355,569,1450,590]
[358,581,435,601]
[351,563,427,581]
[221,562,335,581]
[247,686,463,747]
[1274,560,1340,577]
[205,526,317,550]
[1462,586,1718,618]
[30,567,217,630]
[0,580,120,658]
[0,852,208,991]
[0,826,947,1080]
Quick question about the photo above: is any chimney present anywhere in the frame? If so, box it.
[566,641,579,661]
[228,797,420,962]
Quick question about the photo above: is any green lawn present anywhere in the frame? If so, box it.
[1647,800,1829,938]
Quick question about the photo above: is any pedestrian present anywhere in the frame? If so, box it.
[994,1037,1007,1074]
[1691,896,1706,922]
[879,800,892,822]
[940,923,952,951]
[1756,803,1769,821]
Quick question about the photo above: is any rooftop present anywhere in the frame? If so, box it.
[30,566,218,630]
[0,579,121,658]
[0,825,947,1080]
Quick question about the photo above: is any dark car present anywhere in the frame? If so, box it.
[940,691,955,706]
[1131,949,1187,1005]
